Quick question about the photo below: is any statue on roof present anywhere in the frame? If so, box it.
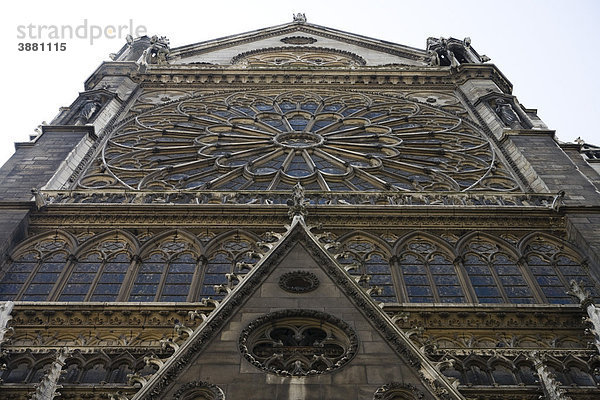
[427,37,459,68]
[140,35,170,67]
[287,182,309,218]
[426,36,487,67]
[494,98,523,129]
[77,96,103,124]
[293,13,307,23]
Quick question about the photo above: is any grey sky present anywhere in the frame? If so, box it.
[2,0,598,167]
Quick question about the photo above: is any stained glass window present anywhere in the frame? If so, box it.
[199,237,260,300]
[0,237,70,301]
[129,240,197,302]
[59,239,131,302]
[398,238,465,303]
[463,240,534,304]
[79,90,519,194]
[335,238,396,303]
[525,237,595,304]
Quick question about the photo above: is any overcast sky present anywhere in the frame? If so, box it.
[1,0,598,167]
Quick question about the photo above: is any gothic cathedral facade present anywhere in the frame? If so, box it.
[1,16,600,400]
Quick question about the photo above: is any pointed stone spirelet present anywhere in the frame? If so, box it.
[0,301,14,350]
[527,351,572,400]
[568,280,600,353]
[28,347,71,400]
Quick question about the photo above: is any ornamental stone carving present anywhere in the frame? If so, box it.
[77,89,520,194]
[238,309,358,376]
[278,271,320,293]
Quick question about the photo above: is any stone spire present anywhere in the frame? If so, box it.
[0,301,14,350]
[29,347,70,400]
[528,352,572,400]
[568,280,600,353]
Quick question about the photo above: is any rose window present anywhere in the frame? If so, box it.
[239,310,357,376]
[78,90,519,193]
[231,47,366,67]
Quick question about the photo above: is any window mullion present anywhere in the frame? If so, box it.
[48,254,76,301]
[488,260,510,303]
[155,258,170,301]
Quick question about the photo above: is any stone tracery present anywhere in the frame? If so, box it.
[238,310,358,376]
[78,90,520,194]
[0,228,595,306]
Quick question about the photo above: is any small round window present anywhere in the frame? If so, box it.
[239,310,358,376]
[279,271,319,293]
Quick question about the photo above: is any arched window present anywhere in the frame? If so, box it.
[61,362,82,383]
[524,237,596,304]
[568,366,595,386]
[200,236,260,300]
[463,239,534,304]
[30,360,53,383]
[441,365,465,384]
[59,238,132,302]
[336,237,396,303]
[491,363,517,385]
[108,362,133,383]
[397,238,464,303]
[517,363,537,385]
[2,360,32,383]
[173,381,225,400]
[465,364,491,385]
[546,365,568,386]
[0,236,70,301]
[81,361,108,383]
[130,238,198,302]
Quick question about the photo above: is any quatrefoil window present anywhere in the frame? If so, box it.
[239,310,357,376]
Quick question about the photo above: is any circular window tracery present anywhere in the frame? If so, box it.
[79,90,519,193]
[239,310,358,376]
[231,47,365,67]
[279,271,320,293]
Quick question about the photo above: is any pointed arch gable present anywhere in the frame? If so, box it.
[204,229,262,255]
[519,232,586,261]
[131,218,463,400]
[394,231,456,259]
[520,232,597,304]
[73,229,140,259]
[335,230,392,257]
[138,228,204,257]
[0,230,77,301]
[6,229,77,261]
[456,231,520,260]
[395,231,466,304]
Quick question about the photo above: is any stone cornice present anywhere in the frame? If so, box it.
[83,61,512,94]
[38,189,556,208]
[14,125,96,149]
[27,203,566,230]
[385,303,585,331]
[8,302,211,329]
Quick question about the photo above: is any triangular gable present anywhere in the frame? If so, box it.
[169,21,428,67]
[132,216,464,399]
